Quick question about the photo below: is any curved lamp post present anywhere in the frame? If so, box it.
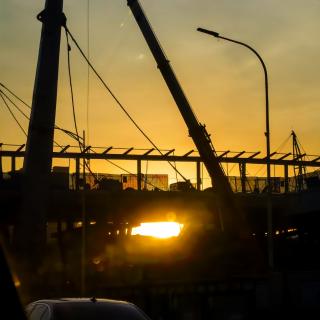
[197,27,273,269]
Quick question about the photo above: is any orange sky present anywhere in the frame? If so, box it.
[1,0,319,185]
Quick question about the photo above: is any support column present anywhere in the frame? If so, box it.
[75,157,80,191]
[196,161,201,191]
[284,164,289,193]
[240,162,246,193]
[11,156,16,173]
[0,154,3,179]
[137,159,142,191]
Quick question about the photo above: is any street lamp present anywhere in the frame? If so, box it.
[197,27,273,269]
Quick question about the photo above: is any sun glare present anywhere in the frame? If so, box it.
[131,222,184,239]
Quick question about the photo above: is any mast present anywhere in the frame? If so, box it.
[14,0,64,265]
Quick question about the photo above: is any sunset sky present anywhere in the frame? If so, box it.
[1,0,319,184]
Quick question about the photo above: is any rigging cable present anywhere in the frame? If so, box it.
[296,134,310,161]
[275,133,291,153]
[0,83,30,109]
[0,89,30,120]
[65,30,98,183]
[63,26,190,184]
[65,30,81,146]
[0,92,27,136]
[86,0,90,146]
[252,134,292,177]
[0,82,161,189]
[0,85,79,148]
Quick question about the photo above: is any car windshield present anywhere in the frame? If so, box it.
[52,303,149,320]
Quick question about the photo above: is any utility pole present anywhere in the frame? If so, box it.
[81,131,87,296]
[14,0,64,269]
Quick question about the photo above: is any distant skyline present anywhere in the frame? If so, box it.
[1,0,319,182]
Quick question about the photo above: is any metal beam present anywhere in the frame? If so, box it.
[143,148,154,156]
[248,151,260,159]
[16,144,25,152]
[59,145,70,153]
[312,156,320,163]
[82,146,91,154]
[293,153,306,161]
[164,149,175,156]
[218,150,230,158]
[278,153,291,160]
[183,150,194,157]
[102,147,113,154]
[263,152,276,159]
[233,151,245,159]
[1,149,320,167]
[123,147,134,155]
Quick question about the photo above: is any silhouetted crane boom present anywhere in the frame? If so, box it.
[127,0,232,197]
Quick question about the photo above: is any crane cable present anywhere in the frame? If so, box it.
[63,25,191,185]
